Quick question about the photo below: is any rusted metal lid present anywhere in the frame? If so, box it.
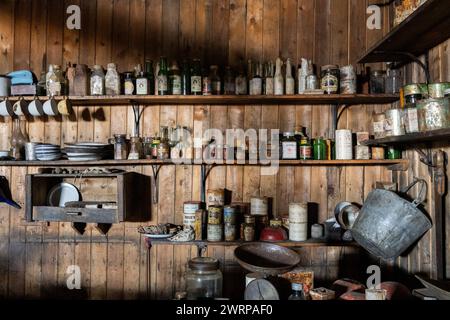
[189,257,219,271]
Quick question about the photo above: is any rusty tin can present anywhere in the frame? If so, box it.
[223,205,238,224]
[242,223,255,242]
[224,223,237,241]
[207,224,223,242]
[194,209,206,240]
[208,205,223,225]
[207,189,225,207]
[371,147,385,160]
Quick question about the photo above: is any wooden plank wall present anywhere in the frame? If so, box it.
[0,0,445,299]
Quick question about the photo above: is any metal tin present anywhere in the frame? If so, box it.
[183,213,196,229]
[355,145,370,160]
[356,132,369,145]
[250,197,269,216]
[207,189,225,207]
[311,224,324,239]
[207,224,223,242]
[335,129,353,160]
[404,107,419,133]
[184,201,202,213]
[242,223,255,242]
[417,98,450,131]
[194,209,206,240]
[403,84,422,97]
[224,223,237,241]
[223,206,238,224]
[371,147,385,160]
[384,109,405,136]
[372,112,386,139]
[428,82,450,99]
[244,214,256,224]
[289,203,308,241]
[208,206,223,225]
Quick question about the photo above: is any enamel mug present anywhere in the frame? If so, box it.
[27,98,44,116]
[0,98,14,116]
[13,98,29,116]
[0,75,11,97]
[43,98,59,116]
[57,98,72,115]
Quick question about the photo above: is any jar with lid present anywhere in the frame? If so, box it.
[113,134,128,160]
[143,137,153,159]
[403,84,423,104]
[370,70,386,94]
[105,63,121,95]
[186,257,223,300]
[281,132,297,160]
[385,67,402,94]
[320,65,340,94]
[128,136,143,160]
[123,72,135,95]
[299,137,312,160]
[90,65,105,95]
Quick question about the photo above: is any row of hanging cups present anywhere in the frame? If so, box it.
[0,96,73,117]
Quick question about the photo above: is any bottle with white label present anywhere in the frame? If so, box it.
[274,58,284,95]
[285,58,295,95]
[190,59,202,95]
[281,132,298,160]
[168,60,182,95]
[157,57,168,95]
[297,58,308,94]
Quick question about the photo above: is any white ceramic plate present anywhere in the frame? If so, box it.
[142,233,174,239]
[47,182,81,207]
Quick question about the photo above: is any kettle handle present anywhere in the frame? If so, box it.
[400,177,427,207]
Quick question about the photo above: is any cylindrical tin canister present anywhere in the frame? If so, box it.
[335,129,353,160]
[289,203,308,241]
[208,206,223,225]
[372,112,386,139]
[207,189,225,207]
[243,223,255,242]
[311,224,324,239]
[250,197,269,216]
[207,224,223,242]
[183,201,203,229]
[194,209,206,240]
[371,147,385,160]
[223,205,238,224]
[385,109,405,136]
[404,107,419,133]
[224,223,237,241]
[355,145,370,160]
[417,98,450,131]
[428,82,450,99]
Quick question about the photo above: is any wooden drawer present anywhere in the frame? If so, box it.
[33,206,118,224]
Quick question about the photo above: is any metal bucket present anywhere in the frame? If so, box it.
[351,178,432,260]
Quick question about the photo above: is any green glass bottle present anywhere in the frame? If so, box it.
[157,56,168,95]
[313,137,327,160]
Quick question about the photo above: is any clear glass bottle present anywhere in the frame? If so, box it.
[11,118,29,160]
[235,61,247,95]
[186,257,223,300]
[90,65,105,95]
[46,64,62,97]
[370,70,386,94]
[168,60,182,95]
[181,59,191,95]
[250,62,262,95]
[157,57,169,95]
[113,134,128,160]
[285,58,295,95]
[288,283,306,300]
[274,58,284,95]
[385,66,402,94]
[128,136,143,160]
[105,63,121,95]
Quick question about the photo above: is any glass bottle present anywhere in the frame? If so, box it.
[385,65,402,94]
[157,57,169,95]
[281,132,297,160]
[105,63,121,95]
[265,61,274,95]
[223,66,235,95]
[168,60,182,95]
[114,134,128,160]
[123,72,135,95]
[209,65,221,95]
[136,70,149,95]
[145,60,155,95]
[151,136,161,159]
[274,58,284,95]
[288,283,306,300]
[285,58,295,95]
[235,61,247,95]
[181,59,191,95]
[11,118,29,160]
[46,64,62,97]
[313,137,327,160]
[90,65,105,95]
[128,136,143,160]
[201,67,212,96]
[299,137,312,160]
[250,62,262,95]
[191,59,202,95]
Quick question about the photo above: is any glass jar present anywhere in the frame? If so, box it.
[143,137,153,159]
[186,257,222,300]
[123,72,135,95]
[90,65,105,95]
[320,65,340,94]
[113,134,128,160]
[299,137,312,160]
[128,136,142,160]
[370,70,386,94]
[46,64,62,97]
[281,132,297,160]
[157,139,170,160]
[385,68,402,94]
[105,63,120,95]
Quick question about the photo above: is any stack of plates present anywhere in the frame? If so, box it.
[63,142,113,161]
[35,144,62,161]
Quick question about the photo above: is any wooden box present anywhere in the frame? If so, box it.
[25,172,151,223]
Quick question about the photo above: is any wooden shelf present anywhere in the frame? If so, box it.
[146,239,358,248]
[362,128,450,146]
[0,159,408,168]
[358,0,450,63]
[3,94,398,106]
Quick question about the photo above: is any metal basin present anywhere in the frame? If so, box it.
[234,242,300,276]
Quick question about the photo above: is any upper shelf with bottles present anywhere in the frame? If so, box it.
[358,0,450,64]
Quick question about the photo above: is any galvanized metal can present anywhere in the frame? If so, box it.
[207,224,223,242]
[250,197,269,216]
[384,109,405,136]
[223,206,238,224]
[428,82,450,99]
[208,205,223,225]
[224,223,237,241]
[335,129,353,160]
[355,145,370,160]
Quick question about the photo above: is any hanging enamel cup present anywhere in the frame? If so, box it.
[0,97,14,116]
[27,97,44,116]
[13,97,29,116]
[57,97,73,116]
[43,97,59,116]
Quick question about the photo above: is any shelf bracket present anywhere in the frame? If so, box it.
[96,223,112,235]
[387,51,431,84]
[201,164,216,203]
[196,243,207,257]
[71,222,86,235]
[151,164,162,204]
[334,104,350,130]
[413,146,434,175]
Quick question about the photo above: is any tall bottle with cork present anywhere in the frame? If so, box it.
[274,58,284,95]
[157,57,168,95]
[285,58,295,95]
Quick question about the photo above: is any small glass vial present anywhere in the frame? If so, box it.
[105,63,120,95]
[90,65,105,95]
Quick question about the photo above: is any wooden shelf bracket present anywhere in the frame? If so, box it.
[151,164,162,204]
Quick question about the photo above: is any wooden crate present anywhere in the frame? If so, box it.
[25,172,151,223]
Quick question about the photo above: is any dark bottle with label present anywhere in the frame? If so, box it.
[223,66,235,94]
[202,67,212,96]
[191,59,202,95]
[145,60,155,95]
[210,65,221,95]
[168,60,182,95]
[157,56,168,95]
[181,59,191,95]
